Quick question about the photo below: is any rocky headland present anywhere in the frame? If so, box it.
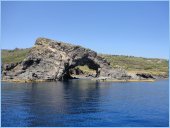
[1,38,168,82]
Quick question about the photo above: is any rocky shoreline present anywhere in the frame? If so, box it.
[1,38,168,83]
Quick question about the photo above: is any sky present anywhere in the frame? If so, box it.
[1,1,169,59]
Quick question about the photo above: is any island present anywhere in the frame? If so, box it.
[1,37,168,82]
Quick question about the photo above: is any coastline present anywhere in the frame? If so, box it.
[1,78,161,83]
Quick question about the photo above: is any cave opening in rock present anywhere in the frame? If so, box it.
[69,65,96,78]
[60,57,100,80]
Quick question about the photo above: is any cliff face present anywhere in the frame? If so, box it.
[2,38,131,82]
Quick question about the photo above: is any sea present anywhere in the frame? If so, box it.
[1,79,169,127]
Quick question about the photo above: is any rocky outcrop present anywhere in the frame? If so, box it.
[2,38,132,82]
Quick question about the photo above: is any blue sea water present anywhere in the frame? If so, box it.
[1,79,169,127]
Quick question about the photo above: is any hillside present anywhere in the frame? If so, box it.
[1,47,169,78]
[100,54,168,77]
[2,48,31,64]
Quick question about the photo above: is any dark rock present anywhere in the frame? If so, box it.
[136,73,155,79]
[4,63,18,71]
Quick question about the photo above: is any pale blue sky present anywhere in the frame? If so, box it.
[1,1,169,59]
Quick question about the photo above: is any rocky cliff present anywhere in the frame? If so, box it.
[2,38,156,82]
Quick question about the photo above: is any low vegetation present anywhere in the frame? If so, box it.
[1,48,168,77]
[1,48,31,64]
[99,54,168,76]
[76,65,96,74]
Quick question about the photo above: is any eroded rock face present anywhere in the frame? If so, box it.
[2,37,130,82]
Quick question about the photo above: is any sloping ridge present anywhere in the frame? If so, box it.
[2,38,135,82]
